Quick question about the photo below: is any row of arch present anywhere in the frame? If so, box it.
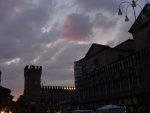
[76,68,141,100]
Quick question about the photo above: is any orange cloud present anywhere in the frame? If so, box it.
[61,13,93,42]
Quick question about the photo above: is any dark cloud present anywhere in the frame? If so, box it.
[61,13,93,42]
[0,0,59,61]
[74,0,120,14]
[93,13,118,32]
[0,0,56,37]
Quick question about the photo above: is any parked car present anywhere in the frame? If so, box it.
[96,105,124,113]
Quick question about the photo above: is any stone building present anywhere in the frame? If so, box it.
[19,65,75,113]
[74,4,150,112]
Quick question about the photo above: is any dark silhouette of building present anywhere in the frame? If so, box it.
[18,65,75,113]
[0,71,13,103]
[74,4,150,112]
[0,86,13,103]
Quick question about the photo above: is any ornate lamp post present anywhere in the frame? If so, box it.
[118,0,150,21]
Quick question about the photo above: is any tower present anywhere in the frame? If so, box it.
[24,65,42,113]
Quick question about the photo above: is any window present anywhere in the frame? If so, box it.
[93,58,98,69]
[118,54,123,60]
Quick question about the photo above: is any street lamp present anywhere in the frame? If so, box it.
[118,0,150,21]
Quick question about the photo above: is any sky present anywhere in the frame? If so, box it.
[0,0,148,101]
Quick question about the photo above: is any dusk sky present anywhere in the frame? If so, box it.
[0,0,148,101]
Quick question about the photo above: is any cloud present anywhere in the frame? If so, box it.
[61,13,93,42]
[74,0,120,14]
[106,18,133,47]
[0,0,59,61]
[93,13,118,32]
[40,41,91,86]
[37,40,91,70]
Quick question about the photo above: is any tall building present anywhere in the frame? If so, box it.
[19,65,75,113]
[74,4,150,112]
[24,65,42,113]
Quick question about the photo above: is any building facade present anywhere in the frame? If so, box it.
[19,65,75,113]
[74,4,150,112]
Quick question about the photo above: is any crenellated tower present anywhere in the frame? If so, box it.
[24,65,42,113]
[20,65,76,113]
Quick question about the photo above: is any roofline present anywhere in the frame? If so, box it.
[114,39,133,48]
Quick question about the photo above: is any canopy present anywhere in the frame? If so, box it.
[97,104,123,110]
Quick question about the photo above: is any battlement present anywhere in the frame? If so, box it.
[41,85,76,91]
[25,65,42,70]
[24,65,42,75]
